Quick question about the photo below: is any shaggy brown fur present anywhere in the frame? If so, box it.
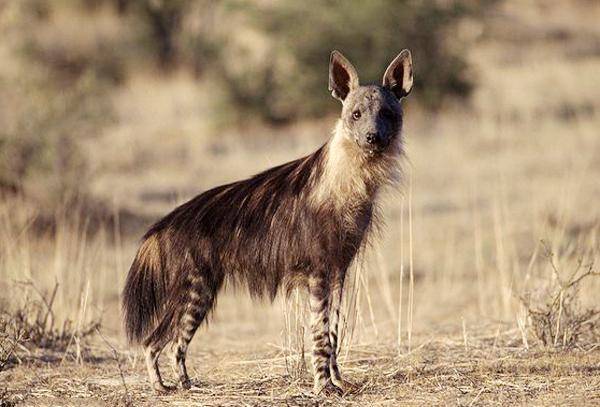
[122,49,413,394]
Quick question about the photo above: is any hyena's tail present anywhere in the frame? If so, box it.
[122,234,172,344]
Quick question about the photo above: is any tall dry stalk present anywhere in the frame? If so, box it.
[396,198,404,352]
[471,184,486,316]
[281,288,307,379]
[407,177,415,352]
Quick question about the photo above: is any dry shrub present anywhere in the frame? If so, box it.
[0,281,100,370]
[521,244,600,349]
[0,197,114,363]
[0,311,26,372]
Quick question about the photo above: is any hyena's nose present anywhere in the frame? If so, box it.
[366,132,380,145]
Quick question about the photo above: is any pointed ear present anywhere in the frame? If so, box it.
[382,49,413,99]
[329,50,359,102]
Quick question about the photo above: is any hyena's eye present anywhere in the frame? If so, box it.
[352,110,361,120]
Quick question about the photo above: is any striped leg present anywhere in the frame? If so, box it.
[145,344,175,393]
[328,275,345,389]
[309,273,341,395]
[172,272,214,390]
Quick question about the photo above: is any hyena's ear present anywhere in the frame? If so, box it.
[329,50,359,102]
[382,49,413,99]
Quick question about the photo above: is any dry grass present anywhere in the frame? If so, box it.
[1,0,600,405]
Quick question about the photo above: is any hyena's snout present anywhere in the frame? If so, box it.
[359,129,392,154]
[365,131,388,150]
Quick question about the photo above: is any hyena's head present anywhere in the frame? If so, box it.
[329,50,413,156]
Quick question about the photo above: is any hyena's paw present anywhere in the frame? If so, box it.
[153,382,177,394]
[313,380,343,397]
[331,377,358,394]
[330,366,352,393]
[180,377,192,390]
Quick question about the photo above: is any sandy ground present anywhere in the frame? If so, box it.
[3,330,600,406]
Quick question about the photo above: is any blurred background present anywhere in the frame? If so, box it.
[1,0,488,214]
[1,0,599,400]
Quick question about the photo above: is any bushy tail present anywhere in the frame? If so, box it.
[121,236,170,344]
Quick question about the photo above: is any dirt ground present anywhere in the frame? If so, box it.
[3,330,600,406]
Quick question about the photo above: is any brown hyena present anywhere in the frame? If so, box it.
[122,49,413,395]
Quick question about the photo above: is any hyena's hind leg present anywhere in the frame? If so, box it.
[172,270,216,390]
[144,342,175,393]
[142,305,182,393]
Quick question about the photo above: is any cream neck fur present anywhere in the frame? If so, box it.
[311,120,403,209]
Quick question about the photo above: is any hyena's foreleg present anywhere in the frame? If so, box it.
[328,270,346,389]
[172,270,215,390]
[309,272,342,395]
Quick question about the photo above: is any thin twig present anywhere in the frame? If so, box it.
[96,327,133,406]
